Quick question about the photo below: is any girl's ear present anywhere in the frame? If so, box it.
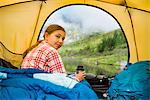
[44,32,49,41]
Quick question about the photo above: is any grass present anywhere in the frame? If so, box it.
[59,29,128,77]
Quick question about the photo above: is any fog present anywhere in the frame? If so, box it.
[39,5,120,43]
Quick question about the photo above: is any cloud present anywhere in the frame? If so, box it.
[39,5,120,42]
[59,5,119,32]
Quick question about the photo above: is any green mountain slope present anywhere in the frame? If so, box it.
[59,29,128,77]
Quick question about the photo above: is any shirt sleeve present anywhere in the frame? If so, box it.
[46,49,66,73]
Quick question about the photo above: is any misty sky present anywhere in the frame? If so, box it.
[39,5,120,42]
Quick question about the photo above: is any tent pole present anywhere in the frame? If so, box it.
[29,1,44,48]
[124,0,139,61]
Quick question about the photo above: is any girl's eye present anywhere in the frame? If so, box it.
[56,35,60,38]
[62,37,65,41]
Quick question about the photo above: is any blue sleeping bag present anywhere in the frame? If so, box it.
[0,67,98,100]
[108,61,150,100]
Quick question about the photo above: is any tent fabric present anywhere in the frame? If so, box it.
[0,42,23,67]
[0,1,42,53]
[0,58,18,69]
[107,61,150,99]
[0,0,150,68]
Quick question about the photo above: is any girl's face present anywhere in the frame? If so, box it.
[45,30,66,50]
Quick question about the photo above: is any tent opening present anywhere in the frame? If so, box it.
[38,5,129,77]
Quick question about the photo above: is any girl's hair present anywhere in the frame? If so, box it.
[23,24,65,58]
[45,24,65,37]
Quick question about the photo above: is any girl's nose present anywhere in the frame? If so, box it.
[59,38,63,43]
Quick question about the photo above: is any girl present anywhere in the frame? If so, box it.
[21,24,85,81]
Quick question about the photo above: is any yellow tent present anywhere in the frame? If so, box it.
[0,0,150,68]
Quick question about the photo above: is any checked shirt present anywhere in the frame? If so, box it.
[21,41,66,73]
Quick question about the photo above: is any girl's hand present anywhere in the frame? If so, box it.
[75,71,86,81]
